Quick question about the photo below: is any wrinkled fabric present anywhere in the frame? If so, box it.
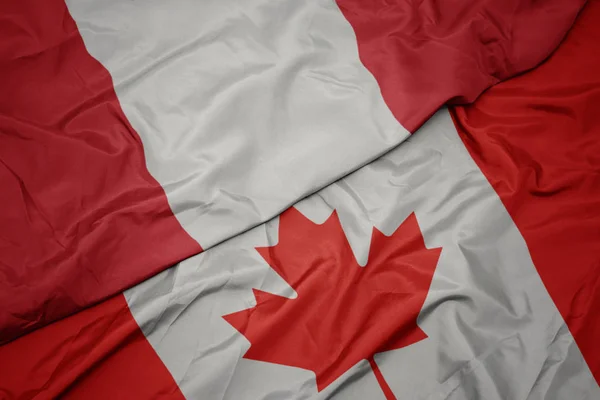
[337,0,587,131]
[0,0,587,343]
[0,0,202,344]
[451,0,600,383]
[3,109,598,399]
[65,0,407,250]
[0,296,185,400]
[120,110,599,399]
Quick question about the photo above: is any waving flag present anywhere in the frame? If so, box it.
[0,0,585,343]
[1,0,599,399]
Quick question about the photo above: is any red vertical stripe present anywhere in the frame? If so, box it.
[336,0,585,132]
[0,294,185,400]
[0,1,201,343]
[451,0,600,382]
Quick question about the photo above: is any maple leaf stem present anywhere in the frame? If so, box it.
[367,356,397,400]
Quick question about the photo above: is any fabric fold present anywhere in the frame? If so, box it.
[0,0,587,343]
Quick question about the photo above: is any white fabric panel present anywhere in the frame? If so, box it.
[66,0,408,249]
[124,109,599,399]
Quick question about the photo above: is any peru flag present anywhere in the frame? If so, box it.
[0,0,585,344]
[1,0,600,398]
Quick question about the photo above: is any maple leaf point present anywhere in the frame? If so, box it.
[223,207,441,396]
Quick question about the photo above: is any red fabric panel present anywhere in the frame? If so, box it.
[336,0,586,133]
[451,0,600,382]
[0,294,185,400]
[0,0,201,343]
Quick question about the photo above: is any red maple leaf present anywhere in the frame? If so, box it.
[223,208,441,399]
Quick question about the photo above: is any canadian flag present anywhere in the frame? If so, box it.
[0,0,599,399]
